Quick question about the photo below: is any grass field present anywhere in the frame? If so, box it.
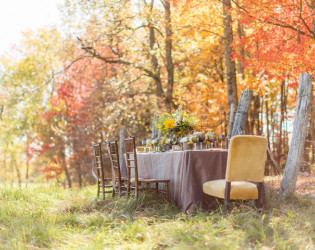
[0,184,314,249]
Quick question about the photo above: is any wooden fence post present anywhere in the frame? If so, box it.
[151,114,157,139]
[280,73,312,197]
[231,89,253,136]
[119,127,125,172]
[227,103,236,139]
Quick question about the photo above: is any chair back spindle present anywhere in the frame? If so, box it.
[124,136,139,196]
[106,139,125,196]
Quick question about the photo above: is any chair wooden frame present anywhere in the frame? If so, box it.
[124,136,169,201]
[106,139,127,197]
[92,142,115,200]
[224,181,264,213]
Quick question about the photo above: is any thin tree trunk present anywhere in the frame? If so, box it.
[280,73,312,197]
[61,144,72,188]
[77,165,82,188]
[164,0,174,110]
[311,85,315,165]
[222,0,238,109]
[250,95,260,135]
[13,158,21,186]
[237,22,245,77]
[265,100,270,148]
[277,81,285,165]
[311,1,315,165]
[231,89,253,136]
[148,0,163,97]
[25,136,30,187]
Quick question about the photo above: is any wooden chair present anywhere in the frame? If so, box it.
[124,136,170,201]
[202,135,268,213]
[92,142,115,200]
[106,139,127,197]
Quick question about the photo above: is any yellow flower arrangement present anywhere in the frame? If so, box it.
[155,106,199,137]
[164,119,175,130]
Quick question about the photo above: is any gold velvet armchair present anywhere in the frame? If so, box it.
[203,135,268,213]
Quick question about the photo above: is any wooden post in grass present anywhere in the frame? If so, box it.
[280,73,312,197]
[151,114,157,139]
[231,89,253,136]
[227,103,236,139]
[119,127,125,171]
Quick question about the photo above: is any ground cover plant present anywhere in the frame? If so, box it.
[0,184,313,249]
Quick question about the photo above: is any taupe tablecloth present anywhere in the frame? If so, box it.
[122,150,228,213]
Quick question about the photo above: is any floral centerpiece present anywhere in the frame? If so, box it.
[155,106,199,137]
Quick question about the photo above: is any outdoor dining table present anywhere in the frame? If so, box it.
[122,149,228,213]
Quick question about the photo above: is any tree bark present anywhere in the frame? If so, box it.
[227,103,236,139]
[280,73,312,197]
[61,144,72,188]
[148,0,163,97]
[222,0,238,109]
[164,0,174,111]
[237,21,245,78]
[265,100,270,148]
[231,89,253,136]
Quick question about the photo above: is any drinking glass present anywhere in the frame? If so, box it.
[218,134,225,148]
[198,133,205,150]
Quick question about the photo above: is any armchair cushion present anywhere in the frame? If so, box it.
[203,179,258,200]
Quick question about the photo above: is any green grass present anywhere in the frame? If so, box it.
[0,184,314,249]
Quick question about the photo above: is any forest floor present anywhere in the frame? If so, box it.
[0,176,314,249]
[265,172,315,197]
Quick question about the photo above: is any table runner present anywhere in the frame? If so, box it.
[122,150,228,213]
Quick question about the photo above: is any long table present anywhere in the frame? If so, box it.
[122,149,228,213]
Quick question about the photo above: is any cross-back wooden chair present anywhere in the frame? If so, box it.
[203,135,268,213]
[92,142,115,200]
[124,136,169,201]
[106,139,127,197]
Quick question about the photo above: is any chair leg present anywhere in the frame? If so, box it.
[255,182,264,209]
[102,184,105,200]
[112,181,116,198]
[224,182,231,214]
[127,173,131,197]
[97,180,100,198]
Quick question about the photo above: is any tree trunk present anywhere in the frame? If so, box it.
[25,136,30,187]
[277,81,285,165]
[222,0,238,109]
[265,100,270,148]
[148,0,163,97]
[13,158,21,186]
[250,95,260,135]
[231,89,253,136]
[61,144,72,188]
[280,73,312,197]
[164,0,174,111]
[237,22,245,78]
[311,85,315,165]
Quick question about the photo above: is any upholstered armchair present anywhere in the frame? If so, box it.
[203,135,268,213]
